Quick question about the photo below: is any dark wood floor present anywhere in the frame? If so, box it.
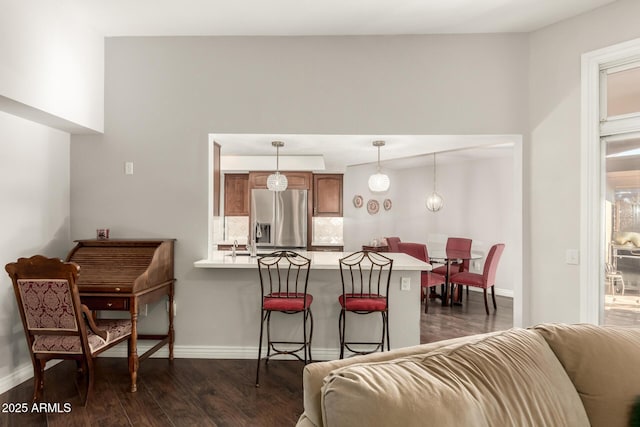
[0,291,513,427]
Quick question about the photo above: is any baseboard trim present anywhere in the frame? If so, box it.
[0,345,341,395]
[0,360,61,396]
[466,286,514,298]
[0,285,513,394]
[98,344,341,361]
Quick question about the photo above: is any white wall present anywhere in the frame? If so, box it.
[0,111,71,390]
[343,163,400,251]
[344,154,514,294]
[70,34,528,346]
[0,1,104,133]
[528,0,640,324]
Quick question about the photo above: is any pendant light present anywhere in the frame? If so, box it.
[426,152,444,212]
[267,141,288,192]
[368,140,390,192]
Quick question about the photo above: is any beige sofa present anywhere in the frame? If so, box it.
[297,324,640,427]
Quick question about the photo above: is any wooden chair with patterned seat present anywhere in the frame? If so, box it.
[5,255,132,406]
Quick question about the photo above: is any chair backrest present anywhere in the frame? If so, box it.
[339,251,393,299]
[482,244,505,286]
[257,251,311,298]
[5,255,92,357]
[385,237,401,252]
[397,242,428,263]
[446,237,473,272]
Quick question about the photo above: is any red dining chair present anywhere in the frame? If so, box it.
[432,237,472,301]
[338,251,393,358]
[397,242,446,313]
[449,243,505,315]
[385,237,401,252]
[256,251,312,386]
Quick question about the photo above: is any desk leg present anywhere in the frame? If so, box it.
[129,299,139,393]
[168,282,175,361]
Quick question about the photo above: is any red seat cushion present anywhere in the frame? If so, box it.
[422,271,446,287]
[264,293,313,311]
[339,294,387,311]
[432,263,465,275]
[449,271,485,288]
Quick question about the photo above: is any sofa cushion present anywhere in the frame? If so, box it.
[534,323,640,427]
[321,328,589,427]
[302,332,503,427]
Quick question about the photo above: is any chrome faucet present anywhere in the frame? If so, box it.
[232,240,238,258]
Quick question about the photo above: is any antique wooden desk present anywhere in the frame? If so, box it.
[66,239,176,392]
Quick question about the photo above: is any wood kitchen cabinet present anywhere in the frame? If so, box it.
[224,174,249,216]
[313,174,343,216]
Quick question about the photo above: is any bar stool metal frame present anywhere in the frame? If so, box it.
[338,251,393,359]
[256,251,313,386]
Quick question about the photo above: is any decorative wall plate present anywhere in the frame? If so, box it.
[353,195,364,208]
[367,199,380,215]
[383,199,392,211]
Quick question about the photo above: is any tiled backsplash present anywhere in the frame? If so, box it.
[222,216,344,246]
[312,217,344,245]
[226,216,249,243]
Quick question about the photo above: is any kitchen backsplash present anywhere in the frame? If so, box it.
[312,217,344,245]
[222,215,344,246]
[226,216,249,243]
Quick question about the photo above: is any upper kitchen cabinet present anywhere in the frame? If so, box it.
[224,174,249,216]
[313,174,343,216]
[249,171,312,190]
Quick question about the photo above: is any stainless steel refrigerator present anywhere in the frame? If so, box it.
[251,189,307,249]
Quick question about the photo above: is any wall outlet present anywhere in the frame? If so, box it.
[400,277,411,291]
[141,304,148,317]
[125,161,134,175]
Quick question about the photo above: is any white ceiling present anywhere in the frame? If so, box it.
[212,134,516,171]
[65,0,611,169]
[63,0,616,37]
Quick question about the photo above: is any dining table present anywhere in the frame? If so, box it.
[428,248,483,306]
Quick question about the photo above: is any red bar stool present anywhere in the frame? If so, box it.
[397,242,446,313]
[338,251,393,359]
[256,251,312,386]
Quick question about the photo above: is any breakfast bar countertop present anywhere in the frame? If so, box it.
[194,250,432,271]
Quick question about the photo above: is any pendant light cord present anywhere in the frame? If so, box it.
[433,153,437,191]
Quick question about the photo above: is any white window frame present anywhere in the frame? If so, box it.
[581,37,640,324]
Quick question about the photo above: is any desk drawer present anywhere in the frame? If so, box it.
[82,297,129,311]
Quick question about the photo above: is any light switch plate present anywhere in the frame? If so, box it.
[565,249,580,265]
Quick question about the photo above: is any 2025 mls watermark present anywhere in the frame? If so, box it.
[2,402,72,414]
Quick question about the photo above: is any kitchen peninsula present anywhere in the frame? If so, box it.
[194,250,430,358]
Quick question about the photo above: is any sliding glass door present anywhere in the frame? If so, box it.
[601,64,640,326]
